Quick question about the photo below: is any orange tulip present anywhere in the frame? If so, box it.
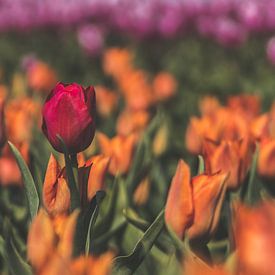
[43,154,71,215]
[27,209,80,273]
[118,69,154,111]
[199,96,221,116]
[258,138,275,179]
[234,201,275,275]
[203,139,254,190]
[187,172,227,242]
[5,97,41,144]
[0,142,29,186]
[85,154,110,201]
[165,160,194,238]
[152,71,177,101]
[185,107,249,155]
[185,115,221,155]
[183,254,229,275]
[27,209,56,271]
[103,48,133,79]
[70,252,113,275]
[39,253,70,275]
[133,176,150,206]
[27,61,57,92]
[250,113,269,141]
[227,94,261,121]
[153,124,169,156]
[57,210,80,259]
[97,132,136,176]
[116,109,150,136]
[165,159,227,242]
[95,85,118,117]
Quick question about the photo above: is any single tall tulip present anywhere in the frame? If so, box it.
[42,82,96,154]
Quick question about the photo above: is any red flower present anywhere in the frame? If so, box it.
[42,83,96,154]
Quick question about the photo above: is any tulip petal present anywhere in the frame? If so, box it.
[165,159,194,238]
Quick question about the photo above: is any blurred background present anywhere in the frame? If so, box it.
[1,1,275,273]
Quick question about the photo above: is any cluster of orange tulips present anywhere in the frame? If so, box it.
[1,47,275,275]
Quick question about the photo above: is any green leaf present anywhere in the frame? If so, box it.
[93,177,128,240]
[73,191,105,256]
[126,112,163,196]
[5,238,32,275]
[57,135,80,210]
[8,141,39,220]
[85,191,105,256]
[124,208,176,254]
[242,143,261,205]
[197,155,205,175]
[123,208,148,232]
[112,210,165,275]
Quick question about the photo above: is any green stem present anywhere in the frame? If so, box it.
[70,154,79,191]
[64,153,80,211]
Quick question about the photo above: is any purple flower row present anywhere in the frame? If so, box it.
[2,0,275,61]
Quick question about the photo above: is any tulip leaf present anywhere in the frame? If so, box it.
[126,136,148,196]
[165,223,186,254]
[112,210,165,275]
[5,238,32,275]
[124,208,176,254]
[85,191,105,256]
[242,143,261,205]
[126,112,163,196]
[57,135,80,210]
[197,155,205,174]
[73,190,105,256]
[8,141,39,220]
[93,177,128,240]
[123,208,149,231]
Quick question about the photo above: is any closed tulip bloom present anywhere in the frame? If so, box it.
[42,82,96,154]
[27,61,57,92]
[97,132,136,176]
[165,159,227,242]
[234,202,275,275]
[187,172,227,242]
[203,138,254,190]
[165,160,194,238]
[152,71,177,102]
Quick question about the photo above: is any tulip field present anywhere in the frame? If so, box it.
[2,1,275,275]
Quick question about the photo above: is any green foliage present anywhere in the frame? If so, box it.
[8,141,39,220]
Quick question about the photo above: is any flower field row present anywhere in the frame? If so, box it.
[0,46,275,274]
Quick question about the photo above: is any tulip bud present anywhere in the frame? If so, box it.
[165,160,194,238]
[187,172,227,242]
[42,82,96,154]
[133,176,151,206]
[165,159,227,242]
[97,132,136,176]
[43,154,71,215]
